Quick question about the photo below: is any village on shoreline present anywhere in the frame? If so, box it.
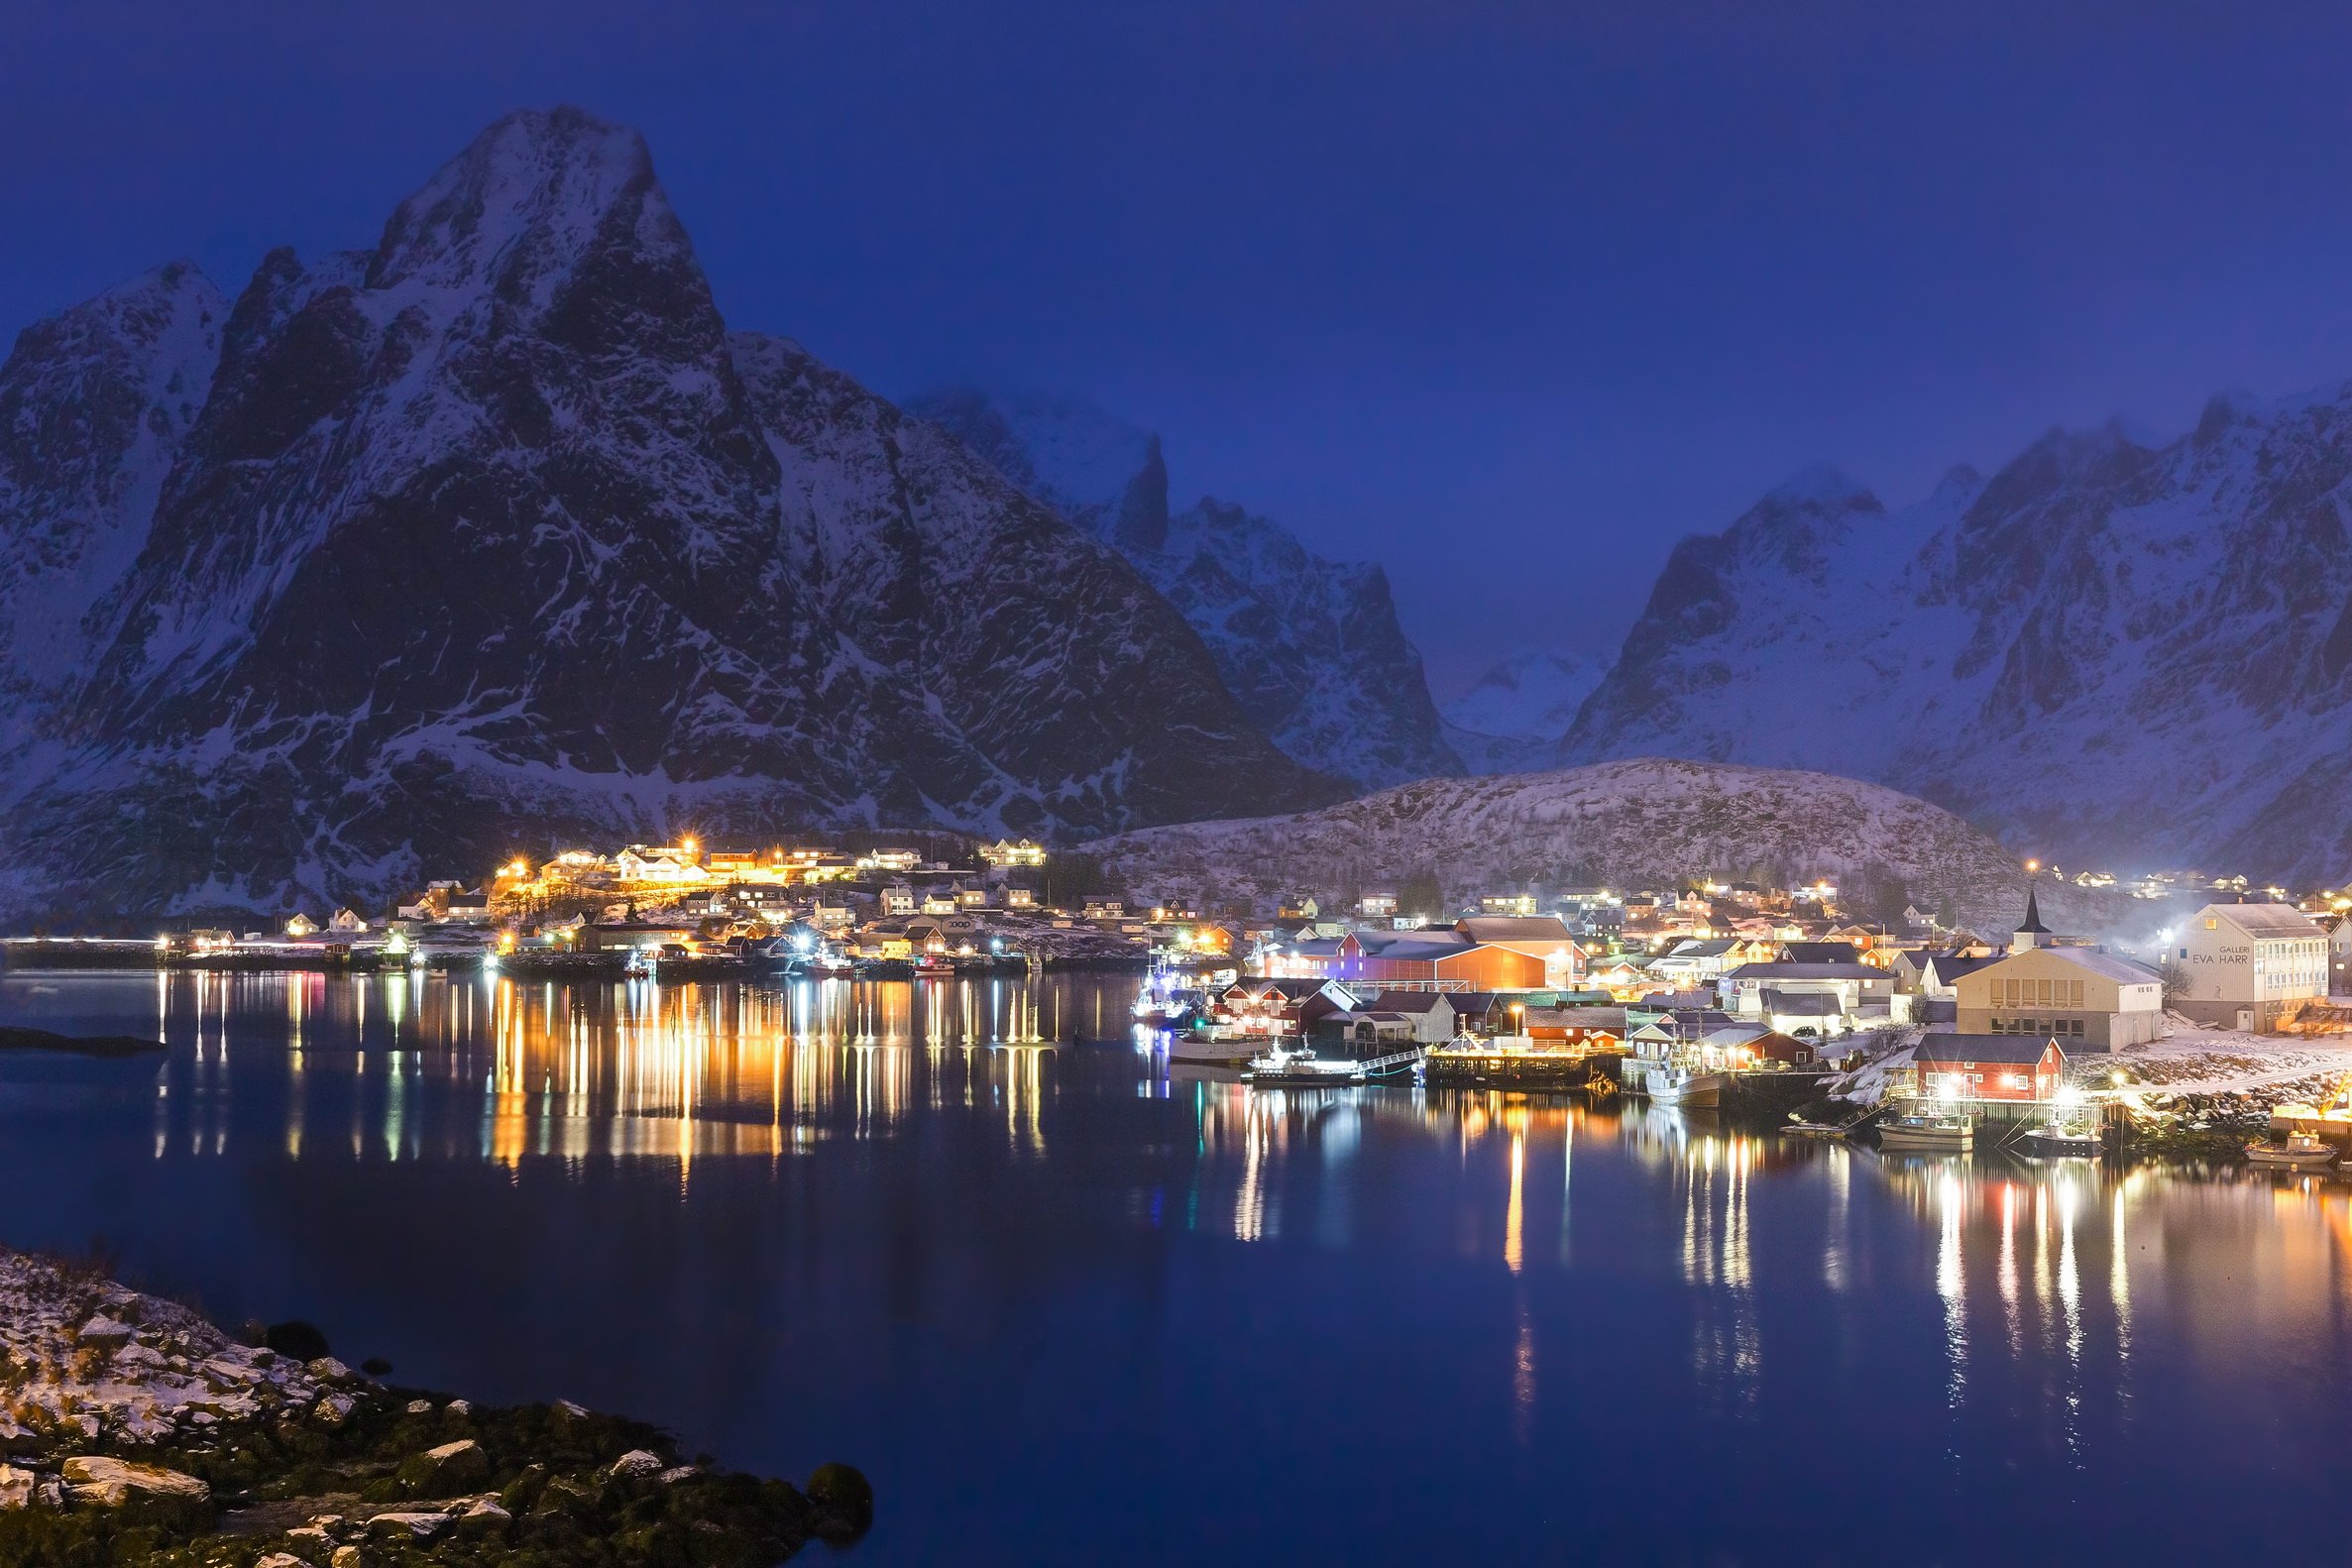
[12,832,2352,1162]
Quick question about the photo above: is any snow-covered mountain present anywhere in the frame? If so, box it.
[908,390,1463,788]
[0,108,1336,921]
[1562,404,2352,885]
[1440,647,1613,773]
[1089,757,2094,935]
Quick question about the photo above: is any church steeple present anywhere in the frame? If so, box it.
[2010,887,2052,952]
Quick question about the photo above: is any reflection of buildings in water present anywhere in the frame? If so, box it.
[1849,1156,2352,1464]
[149,973,1099,1173]
[1670,1123,1762,1412]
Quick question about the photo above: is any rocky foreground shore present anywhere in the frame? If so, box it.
[0,1249,869,1565]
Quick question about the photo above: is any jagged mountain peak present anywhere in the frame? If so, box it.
[367,106,672,299]
[1568,368,2352,883]
[916,386,1462,788]
[1758,461,1881,513]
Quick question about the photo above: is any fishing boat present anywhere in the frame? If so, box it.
[2247,1132,2338,1169]
[1646,1068,1725,1109]
[1243,1046,1364,1086]
[1876,1110,1974,1152]
[1783,1117,1850,1139]
[1167,1030,1280,1067]
[2014,1122,2102,1160]
[1131,983,1199,1030]
[913,952,955,977]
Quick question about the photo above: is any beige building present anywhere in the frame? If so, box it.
[2174,902,2329,1032]
[1954,945,2165,1051]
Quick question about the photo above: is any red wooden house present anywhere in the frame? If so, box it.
[1901,1033,2066,1103]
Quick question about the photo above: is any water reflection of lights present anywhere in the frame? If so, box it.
[147,973,1085,1175]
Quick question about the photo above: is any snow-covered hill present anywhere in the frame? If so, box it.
[908,390,1463,788]
[1089,757,2100,934]
[1562,408,2352,886]
[0,108,1336,921]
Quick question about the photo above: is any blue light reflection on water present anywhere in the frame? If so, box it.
[2,968,2348,1567]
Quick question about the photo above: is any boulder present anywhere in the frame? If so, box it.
[807,1462,874,1538]
[456,1496,511,1534]
[285,1524,336,1553]
[608,1449,664,1480]
[256,1554,312,1568]
[397,1437,490,1494]
[330,1546,368,1568]
[0,1464,34,1510]
[60,1455,210,1527]
[368,1511,452,1541]
[305,1356,353,1383]
[75,1314,135,1352]
[404,1400,433,1416]
[311,1393,357,1429]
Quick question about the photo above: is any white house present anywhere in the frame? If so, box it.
[2174,902,2330,1032]
[616,847,694,882]
[1721,961,1893,1027]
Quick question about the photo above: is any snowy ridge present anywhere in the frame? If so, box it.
[1563,398,2352,883]
[1089,757,2087,934]
[0,108,1333,921]
[908,389,1463,787]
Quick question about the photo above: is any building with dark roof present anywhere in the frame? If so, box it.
[1901,1032,2067,1104]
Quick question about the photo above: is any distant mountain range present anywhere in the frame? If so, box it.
[907,390,1464,789]
[0,108,1339,920]
[1560,403,2352,884]
[1439,648,1613,774]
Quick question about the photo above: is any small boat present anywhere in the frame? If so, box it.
[913,952,954,977]
[1131,988,1199,1029]
[2247,1132,2338,1169]
[1165,1031,1276,1067]
[1647,1068,1724,1109]
[1243,1047,1363,1086]
[1876,1111,1974,1152]
[1783,1119,1849,1140]
[2014,1122,2102,1160]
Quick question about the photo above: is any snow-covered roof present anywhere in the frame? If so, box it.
[2205,903,2326,939]
[1913,1033,2062,1065]
[1977,947,2161,985]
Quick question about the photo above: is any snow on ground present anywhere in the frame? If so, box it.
[1831,1013,2352,1109]
[0,1249,333,1448]
[2095,1016,2352,1100]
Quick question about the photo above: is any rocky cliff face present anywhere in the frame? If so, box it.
[0,108,1335,920]
[907,390,1463,788]
[1562,402,2352,883]
[0,263,223,736]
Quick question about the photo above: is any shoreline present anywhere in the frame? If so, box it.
[0,1248,869,1565]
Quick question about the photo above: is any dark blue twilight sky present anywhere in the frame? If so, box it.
[10,0,2352,691]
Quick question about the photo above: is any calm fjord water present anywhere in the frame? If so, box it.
[1,969,2345,1566]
